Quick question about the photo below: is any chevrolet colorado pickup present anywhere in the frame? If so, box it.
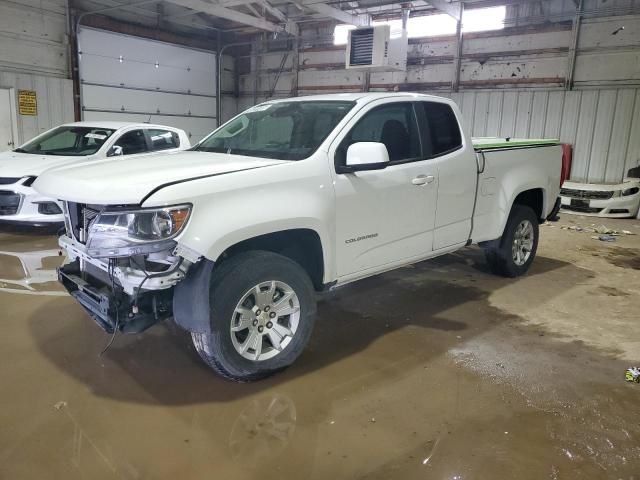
[34,93,562,381]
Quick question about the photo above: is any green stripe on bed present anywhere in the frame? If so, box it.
[472,138,560,150]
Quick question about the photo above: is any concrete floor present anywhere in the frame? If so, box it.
[1,215,639,480]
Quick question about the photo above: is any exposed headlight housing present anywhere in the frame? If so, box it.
[86,205,191,257]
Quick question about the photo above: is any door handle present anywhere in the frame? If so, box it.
[412,174,435,186]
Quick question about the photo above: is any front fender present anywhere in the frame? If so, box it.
[144,157,336,283]
[173,258,214,334]
[203,217,330,268]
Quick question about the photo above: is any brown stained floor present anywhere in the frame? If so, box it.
[0,215,639,480]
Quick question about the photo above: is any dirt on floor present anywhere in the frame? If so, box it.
[0,215,639,480]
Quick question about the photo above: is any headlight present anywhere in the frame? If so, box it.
[86,205,191,257]
[622,187,639,196]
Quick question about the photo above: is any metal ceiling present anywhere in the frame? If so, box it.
[71,0,529,38]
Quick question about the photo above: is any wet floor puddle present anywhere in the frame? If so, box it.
[1,232,639,479]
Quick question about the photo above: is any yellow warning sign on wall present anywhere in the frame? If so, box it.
[18,90,38,116]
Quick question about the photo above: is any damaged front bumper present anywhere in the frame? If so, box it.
[59,260,175,334]
[59,235,187,295]
[57,235,193,334]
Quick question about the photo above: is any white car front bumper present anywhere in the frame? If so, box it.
[0,177,64,225]
[559,180,640,218]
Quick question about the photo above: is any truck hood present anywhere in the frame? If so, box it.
[0,151,89,178]
[33,150,287,205]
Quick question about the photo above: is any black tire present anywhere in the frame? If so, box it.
[484,204,539,278]
[191,250,316,382]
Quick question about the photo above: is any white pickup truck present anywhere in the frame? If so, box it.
[34,93,562,382]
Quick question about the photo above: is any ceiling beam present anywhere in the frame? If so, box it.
[426,0,461,20]
[165,0,295,32]
[301,0,369,25]
[258,0,288,22]
[220,0,258,7]
[245,3,262,17]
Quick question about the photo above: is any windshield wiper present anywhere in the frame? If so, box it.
[13,148,27,153]
[195,147,228,154]
[41,151,75,156]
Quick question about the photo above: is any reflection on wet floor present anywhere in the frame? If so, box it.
[1,221,640,479]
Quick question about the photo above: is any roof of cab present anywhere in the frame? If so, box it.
[265,92,443,105]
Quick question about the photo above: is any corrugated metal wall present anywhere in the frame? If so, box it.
[0,0,73,145]
[507,0,640,24]
[232,6,640,184]
[0,0,68,78]
[442,89,640,183]
[0,72,74,145]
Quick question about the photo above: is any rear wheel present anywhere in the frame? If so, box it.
[484,204,539,278]
[191,251,316,382]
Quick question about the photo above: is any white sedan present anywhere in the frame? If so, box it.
[0,121,190,226]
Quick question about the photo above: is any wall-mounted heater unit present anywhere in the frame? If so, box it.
[345,24,408,71]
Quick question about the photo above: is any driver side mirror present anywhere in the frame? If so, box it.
[108,145,123,157]
[341,142,389,173]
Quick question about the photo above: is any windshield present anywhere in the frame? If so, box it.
[18,126,116,156]
[194,101,355,160]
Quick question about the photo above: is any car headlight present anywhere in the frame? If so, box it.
[86,205,191,257]
[622,187,639,196]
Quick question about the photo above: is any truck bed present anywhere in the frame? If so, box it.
[470,140,563,243]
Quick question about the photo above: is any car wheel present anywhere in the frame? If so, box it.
[484,204,539,278]
[191,250,317,382]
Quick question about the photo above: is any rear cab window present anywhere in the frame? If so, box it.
[415,101,463,158]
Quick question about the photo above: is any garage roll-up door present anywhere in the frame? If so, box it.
[78,27,216,142]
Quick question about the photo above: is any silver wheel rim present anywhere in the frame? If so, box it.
[230,280,301,361]
[512,219,534,266]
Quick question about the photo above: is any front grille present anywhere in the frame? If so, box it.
[66,202,101,243]
[563,205,603,214]
[0,177,20,185]
[560,188,614,200]
[0,191,22,215]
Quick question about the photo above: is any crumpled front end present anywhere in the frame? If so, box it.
[57,201,199,334]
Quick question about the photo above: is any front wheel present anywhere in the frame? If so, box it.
[192,251,317,382]
[484,204,539,278]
